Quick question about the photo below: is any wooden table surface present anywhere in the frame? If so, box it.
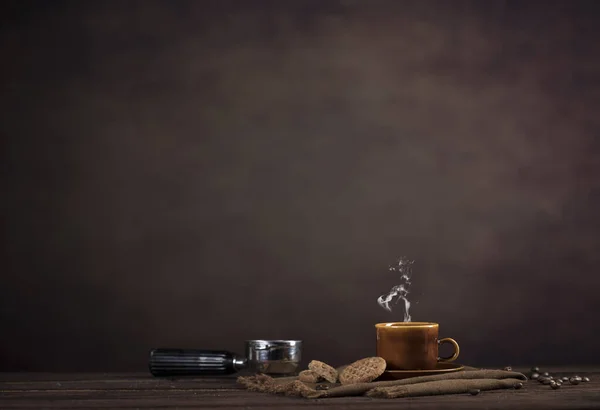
[1,366,599,409]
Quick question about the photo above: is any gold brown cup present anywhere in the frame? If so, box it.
[376,322,460,370]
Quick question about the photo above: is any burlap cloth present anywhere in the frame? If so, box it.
[237,365,527,399]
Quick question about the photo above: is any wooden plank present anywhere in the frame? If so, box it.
[0,373,151,382]
[1,391,600,410]
[0,378,242,391]
[0,368,598,409]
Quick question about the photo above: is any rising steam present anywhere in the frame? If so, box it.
[377,257,414,321]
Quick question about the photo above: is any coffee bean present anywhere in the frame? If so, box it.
[531,366,540,373]
[469,389,481,396]
[574,376,582,382]
[555,380,562,386]
[531,372,540,380]
[514,382,523,389]
[551,382,560,390]
[542,372,549,377]
[562,377,569,382]
[504,366,513,371]
[569,377,581,385]
[583,377,590,382]
[542,378,553,385]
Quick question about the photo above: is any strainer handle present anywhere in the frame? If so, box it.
[149,348,246,377]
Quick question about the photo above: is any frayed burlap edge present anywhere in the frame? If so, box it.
[367,377,524,398]
[237,368,527,399]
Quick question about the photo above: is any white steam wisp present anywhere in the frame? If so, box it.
[377,257,414,322]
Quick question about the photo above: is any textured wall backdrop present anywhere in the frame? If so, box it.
[1,0,600,371]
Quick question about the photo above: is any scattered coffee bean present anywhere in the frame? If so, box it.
[562,377,569,382]
[542,372,549,377]
[531,372,540,380]
[551,382,560,390]
[569,377,581,385]
[574,376,582,382]
[542,378,553,385]
[583,377,590,382]
[555,380,562,386]
[514,382,523,389]
[315,384,329,390]
[469,389,481,396]
[531,366,540,373]
[504,366,513,371]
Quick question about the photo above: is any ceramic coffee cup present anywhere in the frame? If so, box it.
[376,322,459,370]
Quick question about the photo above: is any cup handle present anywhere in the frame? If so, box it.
[438,337,460,362]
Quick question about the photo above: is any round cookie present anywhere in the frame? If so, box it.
[339,357,387,385]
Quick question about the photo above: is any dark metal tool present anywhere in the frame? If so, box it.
[149,340,302,377]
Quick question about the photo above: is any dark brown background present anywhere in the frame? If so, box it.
[1,0,600,372]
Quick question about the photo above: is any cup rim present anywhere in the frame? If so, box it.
[375,322,438,328]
